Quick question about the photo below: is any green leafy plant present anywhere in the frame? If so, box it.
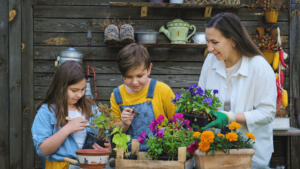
[90,103,118,140]
[188,122,256,156]
[111,125,131,155]
[138,113,195,160]
[172,84,222,119]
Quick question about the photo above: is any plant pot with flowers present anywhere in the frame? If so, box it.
[74,103,118,168]
[188,122,256,169]
[172,84,222,130]
[112,113,194,169]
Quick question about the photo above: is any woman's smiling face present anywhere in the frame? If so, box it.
[205,27,236,61]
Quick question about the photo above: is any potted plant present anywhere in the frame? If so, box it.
[137,113,194,160]
[188,122,256,168]
[82,103,118,149]
[172,84,222,129]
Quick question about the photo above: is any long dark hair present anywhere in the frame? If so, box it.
[35,60,95,128]
[206,12,263,57]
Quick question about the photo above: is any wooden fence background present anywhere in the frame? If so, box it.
[1,0,300,168]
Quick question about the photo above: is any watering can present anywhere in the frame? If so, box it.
[55,47,83,67]
[159,19,196,44]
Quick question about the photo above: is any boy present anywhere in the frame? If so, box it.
[110,43,176,151]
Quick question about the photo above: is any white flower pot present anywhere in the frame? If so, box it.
[170,0,184,3]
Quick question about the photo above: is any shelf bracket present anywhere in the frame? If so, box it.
[204,7,212,17]
[141,6,148,17]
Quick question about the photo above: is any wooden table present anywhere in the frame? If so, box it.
[272,127,300,169]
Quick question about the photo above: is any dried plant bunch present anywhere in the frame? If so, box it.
[96,15,134,30]
[248,0,289,11]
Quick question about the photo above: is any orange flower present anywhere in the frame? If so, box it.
[200,131,215,143]
[246,132,256,140]
[228,122,242,130]
[198,141,210,152]
[226,132,238,141]
[217,133,225,138]
[193,132,201,138]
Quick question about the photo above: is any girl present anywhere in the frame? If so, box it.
[199,13,276,168]
[31,60,111,169]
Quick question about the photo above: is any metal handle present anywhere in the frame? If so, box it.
[186,25,196,43]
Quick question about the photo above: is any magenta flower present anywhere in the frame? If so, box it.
[187,140,198,154]
[173,113,183,120]
[157,128,165,138]
[138,131,146,144]
[155,115,165,124]
[149,120,158,135]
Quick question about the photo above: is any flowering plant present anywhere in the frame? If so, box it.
[172,84,222,117]
[138,113,195,160]
[187,122,256,156]
[90,103,118,140]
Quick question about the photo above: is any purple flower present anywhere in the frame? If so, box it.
[171,93,182,104]
[203,98,213,106]
[213,89,218,95]
[189,84,197,90]
[138,131,146,144]
[157,128,165,138]
[172,113,183,120]
[180,119,191,130]
[187,140,198,154]
[196,87,204,96]
[155,115,165,124]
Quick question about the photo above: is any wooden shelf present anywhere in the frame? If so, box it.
[109,2,248,9]
[107,43,207,48]
[273,127,300,136]
[109,2,248,17]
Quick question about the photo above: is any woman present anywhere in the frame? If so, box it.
[199,13,277,168]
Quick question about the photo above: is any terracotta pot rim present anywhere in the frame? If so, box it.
[194,149,256,156]
[76,149,110,155]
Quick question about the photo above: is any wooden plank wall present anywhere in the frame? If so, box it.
[0,0,10,168]
[32,0,291,168]
[289,1,300,169]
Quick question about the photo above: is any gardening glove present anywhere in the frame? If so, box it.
[175,106,181,113]
[201,110,235,130]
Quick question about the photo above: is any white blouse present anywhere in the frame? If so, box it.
[68,109,87,149]
[198,53,277,166]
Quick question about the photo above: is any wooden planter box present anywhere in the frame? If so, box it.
[115,139,194,169]
[193,149,255,169]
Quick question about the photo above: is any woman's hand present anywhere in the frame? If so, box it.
[65,117,88,134]
[121,107,134,127]
[93,140,112,153]
[201,110,230,130]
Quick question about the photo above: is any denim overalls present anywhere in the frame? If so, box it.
[113,79,157,151]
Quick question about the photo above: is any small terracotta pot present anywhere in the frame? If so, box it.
[264,9,279,23]
[75,149,110,168]
[194,149,255,169]
[262,49,275,64]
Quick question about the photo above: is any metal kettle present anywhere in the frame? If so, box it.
[55,47,83,67]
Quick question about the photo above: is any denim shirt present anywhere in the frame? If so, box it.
[31,104,101,162]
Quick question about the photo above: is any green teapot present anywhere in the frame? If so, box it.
[159,19,196,44]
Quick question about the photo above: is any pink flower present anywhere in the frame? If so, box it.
[138,131,146,144]
[187,140,198,154]
[155,115,165,124]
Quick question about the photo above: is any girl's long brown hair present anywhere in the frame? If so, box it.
[206,12,264,58]
[35,60,95,129]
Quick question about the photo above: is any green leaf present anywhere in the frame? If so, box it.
[111,126,119,135]
[212,150,215,156]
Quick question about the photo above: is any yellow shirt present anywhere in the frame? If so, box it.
[110,81,176,122]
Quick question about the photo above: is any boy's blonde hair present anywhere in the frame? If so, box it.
[117,43,151,77]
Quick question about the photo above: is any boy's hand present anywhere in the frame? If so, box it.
[121,107,134,127]
[65,117,88,134]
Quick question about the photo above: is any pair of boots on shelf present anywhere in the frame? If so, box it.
[104,24,135,45]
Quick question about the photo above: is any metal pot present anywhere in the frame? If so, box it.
[55,47,83,67]
[193,32,207,44]
[135,30,159,44]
